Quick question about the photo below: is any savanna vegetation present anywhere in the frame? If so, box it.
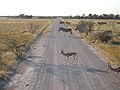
[1,13,120,19]
[67,19,120,66]
[0,19,54,80]
[64,14,120,19]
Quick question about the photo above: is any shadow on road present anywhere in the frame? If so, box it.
[21,59,107,83]
[1,58,108,89]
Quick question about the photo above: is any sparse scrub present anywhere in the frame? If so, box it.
[0,19,54,80]
[95,32,112,43]
[0,32,33,59]
[68,19,120,65]
[76,21,94,34]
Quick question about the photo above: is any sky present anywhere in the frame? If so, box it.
[0,0,119,16]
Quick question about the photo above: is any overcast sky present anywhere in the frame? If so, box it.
[0,0,119,16]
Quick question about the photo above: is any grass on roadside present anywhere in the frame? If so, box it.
[0,19,54,80]
[67,19,120,66]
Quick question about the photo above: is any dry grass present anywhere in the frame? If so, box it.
[0,70,8,79]
[1,51,16,66]
[0,19,54,79]
[98,44,120,65]
[43,22,53,37]
[67,19,120,66]
[67,19,120,31]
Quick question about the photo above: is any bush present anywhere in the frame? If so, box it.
[95,32,112,43]
[0,32,33,59]
[76,21,94,34]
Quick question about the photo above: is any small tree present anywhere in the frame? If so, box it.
[95,32,112,43]
[0,33,33,59]
[76,21,94,35]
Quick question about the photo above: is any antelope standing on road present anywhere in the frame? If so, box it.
[58,27,72,34]
[107,62,120,77]
[60,50,78,65]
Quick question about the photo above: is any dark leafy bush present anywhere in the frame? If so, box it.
[76,21,94,34]
[95,32,112,43]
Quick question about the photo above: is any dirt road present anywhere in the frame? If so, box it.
[4,18,120,90]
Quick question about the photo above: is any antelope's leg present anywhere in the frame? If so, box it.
[71,56,75,65]
[106,67,109,72]
[66,57,69,66]
[64,57,67,66]
[116,72,119,77]
[76,55,78,62]
[73,57,76,64]
[68,57,72,66]
[75,57,78,65]
[107,63,110,71]
[73,55,78,65]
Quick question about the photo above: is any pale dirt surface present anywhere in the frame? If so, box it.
[4,18,120,90]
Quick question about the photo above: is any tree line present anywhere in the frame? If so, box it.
[64,14,120,19]
[0,14,56,19]
[0,14,120,19]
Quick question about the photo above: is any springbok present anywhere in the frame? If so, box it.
[107,62,120,77]
[60,21,64,24]
[60,50,78,65]
[58,27,72,34]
